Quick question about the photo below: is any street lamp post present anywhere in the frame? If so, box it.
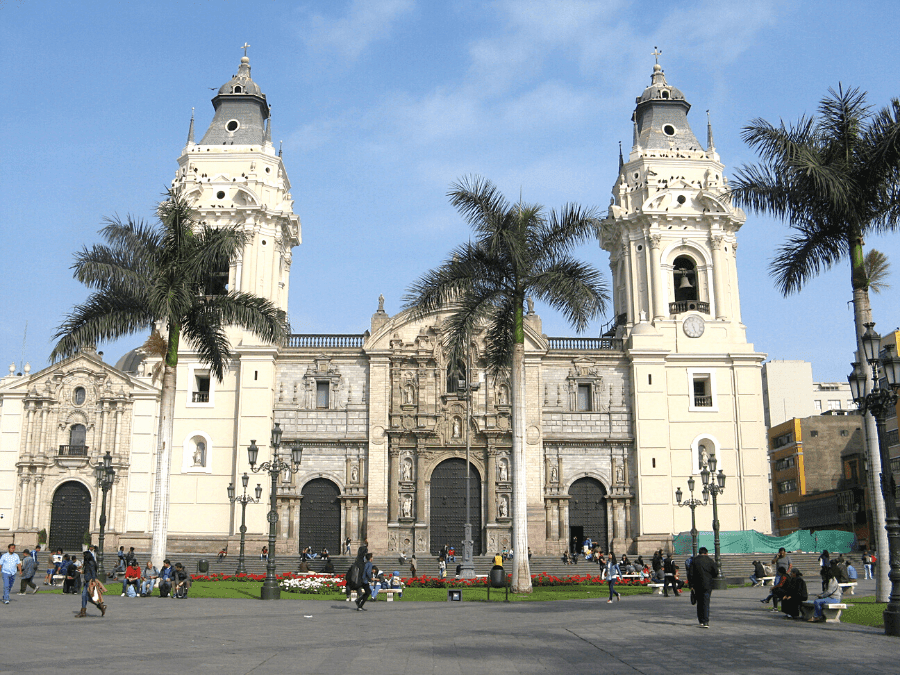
[675,476,708,558]
[227,472,263,576]
[847,322,900,637]
[91,451,115,578]
[700,456,727,590]
[249,423,302,600]
[457,340,480,580]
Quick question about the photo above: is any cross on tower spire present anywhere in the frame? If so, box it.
[242,42,251,57]
[651,46,662,65]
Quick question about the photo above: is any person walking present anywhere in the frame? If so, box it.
[1,543,22,604]
[605,555,622,603]
[663,553,680,597]
[17,548,38,595]
[690,547,718,628]
[79,550,106,617]
[357,550,374,611]
[409,554,417,578]
[863,550,874,580]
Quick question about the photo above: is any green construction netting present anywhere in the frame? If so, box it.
[672,529,857,555]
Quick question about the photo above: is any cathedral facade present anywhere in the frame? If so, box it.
[0,56,770,557]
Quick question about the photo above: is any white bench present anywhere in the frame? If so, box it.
[799,601,848,623]
[380,588,403,601]
[647,583,665,595]
[838,582,857,596]
[759,576,775,586]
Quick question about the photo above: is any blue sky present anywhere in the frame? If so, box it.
[2,0,898,382]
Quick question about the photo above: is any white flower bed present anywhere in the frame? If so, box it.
[279,576,342,594]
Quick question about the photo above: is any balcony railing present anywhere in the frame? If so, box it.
[670,301,710,315]
[693,395,713,408]
[286,334,366,348]
[547,337,623,351]
[192,392,210,403]
[58,445,89,457]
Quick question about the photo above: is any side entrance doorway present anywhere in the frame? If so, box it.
[568,477,608,552]
[299,478,341,554]
[49,481,92,552]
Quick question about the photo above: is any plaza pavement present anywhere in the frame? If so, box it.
[1,577,895,674]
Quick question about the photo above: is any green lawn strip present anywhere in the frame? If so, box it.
[839,596,886,629]
[185,581,656,601]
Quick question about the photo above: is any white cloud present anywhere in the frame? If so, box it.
[301,0,416,61]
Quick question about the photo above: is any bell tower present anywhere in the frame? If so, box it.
[601,57,770,552]
[172,51,301,323]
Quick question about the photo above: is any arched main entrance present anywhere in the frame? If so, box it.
[299,478,341,553]
[49,481,92,552]
[430,458,482,556]
[568,477,608,552]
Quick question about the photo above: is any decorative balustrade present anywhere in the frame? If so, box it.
[693,395,713,408]
[285,334,366,349]
[58,445,89,457]
[546,337,623,351]
[192,392,210,403]
[669,301,710,315]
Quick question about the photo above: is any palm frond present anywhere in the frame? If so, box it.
[51,292,155,361]
[768,228,846,296]
[529,257,608,333]
[864,248,891,294]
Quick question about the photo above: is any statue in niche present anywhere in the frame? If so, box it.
[452,417,461,438]
[498,385,508,406]
[351,464,359,483]
[499,459,509,482]
[401,494,412,518]
[498,495,509,518]
[404,382,415,405]
[699,444,711,469]
[401,457,412,482]
[192,442,205,467]
[550,465,558,483]
[616,465,624,484]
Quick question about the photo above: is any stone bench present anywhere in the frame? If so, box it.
[759,576,775,586]
[799,601,848,623]
[647,583,665,595]
[838,582,857,595]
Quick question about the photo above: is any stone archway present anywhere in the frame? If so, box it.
[429,458,482,556]
[568,477,608,551]
[49,481,92,552]
[299,478,341,553]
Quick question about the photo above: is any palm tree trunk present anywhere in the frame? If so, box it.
[511,305,532,593]
[150,327,179,569]
[850,234,890,603]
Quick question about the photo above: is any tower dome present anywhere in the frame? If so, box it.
[199,55,270,146]
[632,62,702,153]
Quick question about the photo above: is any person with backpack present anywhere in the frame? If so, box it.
[663,553,681,597]
[157,559,174,597]
[345,542,367,604]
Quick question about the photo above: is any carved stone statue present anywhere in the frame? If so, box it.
[401,494,412,518]
[616,465,624,484]
[498,494,509,518]
[402,457,412,482]
[378,294,385,312]
[699,444,710,469]
[351,464,359,483]
[550,465,558,483]
[452,417,461,438]
[526,296,535,314]
[192,442,205,467]
[499,459,508,482]
[498,385,508,406]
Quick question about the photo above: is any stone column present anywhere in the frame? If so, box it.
[648,233,665,320]
[559,499,568,547]
[24,403,35,456]
[486,446,498,523]
[16,476,30,529]
[622,243,634,324]
[388,444,400,521]
[344,500,353,546]
[114,404,123,458]
[710,235,726,320]
[545,500,553,540]
[31,477,43,529]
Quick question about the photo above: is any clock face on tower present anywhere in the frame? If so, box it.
[683,315,705,338]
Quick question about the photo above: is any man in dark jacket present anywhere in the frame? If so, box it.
[690,547,718,628]
[78,550,106,617]
[750,560,766,586]
[663,554,680,596]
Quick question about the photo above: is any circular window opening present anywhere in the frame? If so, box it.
[73,387,86,406]
[663,125,676,136]
[216,190,226,200]
[265,167,271,173]
[226,120,240,133]
[261,240,267,245]
[636,244,643,252]
[677,195,687,204]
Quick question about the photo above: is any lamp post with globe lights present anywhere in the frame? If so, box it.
[700,456,727,590]
[847,322,900,637]
[675,476,707,559]
[248,423,302,600]
[226,472,263,575]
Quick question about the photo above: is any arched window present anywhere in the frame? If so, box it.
[447,360,466,394]
[673,255,698,302]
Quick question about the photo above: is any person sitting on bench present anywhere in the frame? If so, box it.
[780,569,808,619]
[808,567,842,623]
[122,560,141,596]
[172,563,191,598]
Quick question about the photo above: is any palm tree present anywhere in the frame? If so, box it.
[404,176,608,593]
[864,249,891,294]
[51,193,287,568]
[729,86,900,602]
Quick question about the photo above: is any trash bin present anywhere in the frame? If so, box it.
[489,565,505,588]
[198,559,209,574]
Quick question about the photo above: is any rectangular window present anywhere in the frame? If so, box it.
[888,405,898,420]
[576,384,591,411]
[886,429,900,447]
[779,503,798,517]
[777,479,797,494]
[827,399,841,410]
[316,381,329,409]
[774,456,796,471]
[192,372,210,403]
[810,430,819,437]
[891,457,900,474]
[687,369,717,412]
[848,460,858,483]
[773,432,793,449]
[840,429,849,437]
